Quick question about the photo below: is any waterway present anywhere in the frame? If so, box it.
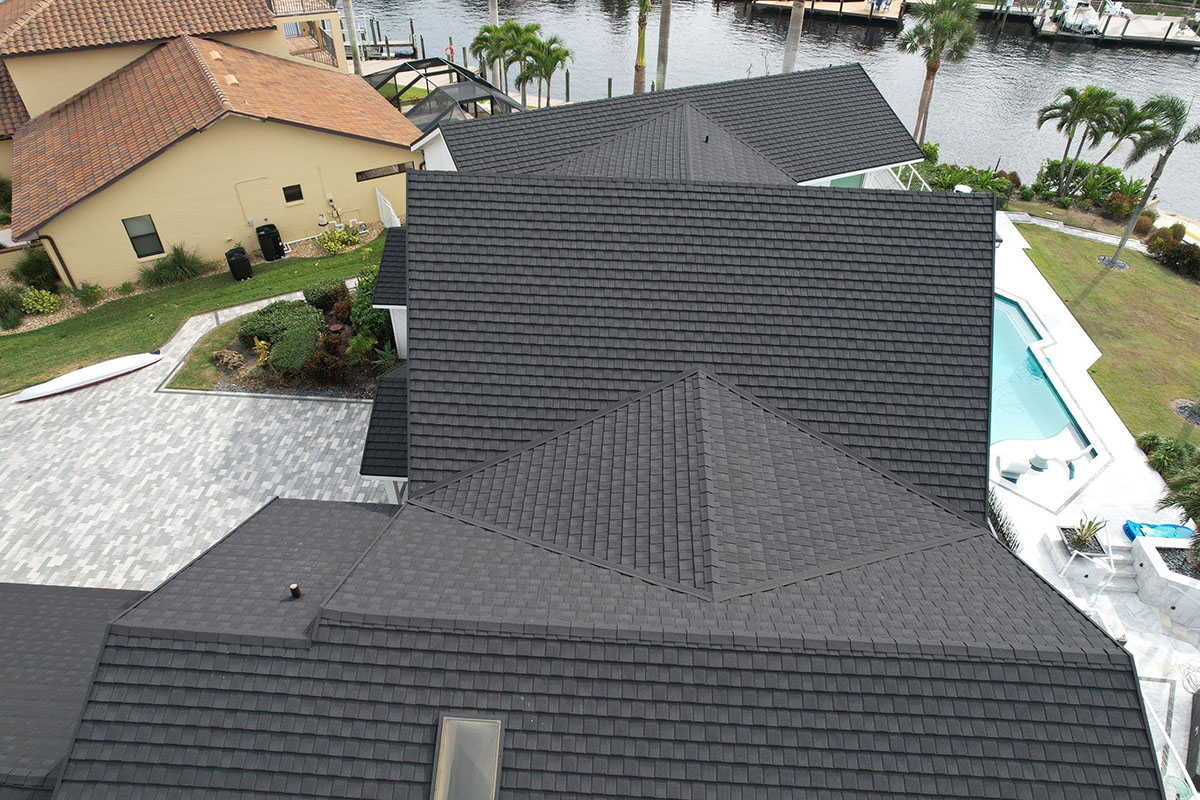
[357,0,1200,216]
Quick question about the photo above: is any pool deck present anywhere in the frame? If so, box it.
[994,211,1200,781]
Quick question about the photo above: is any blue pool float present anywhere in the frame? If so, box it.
[1123,520,1194,541]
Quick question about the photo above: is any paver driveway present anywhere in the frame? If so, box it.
[0,297,382,590]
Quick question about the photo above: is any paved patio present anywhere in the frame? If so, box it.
[0,293,382,591]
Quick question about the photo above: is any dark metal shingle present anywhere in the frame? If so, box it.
[373,228,407,307]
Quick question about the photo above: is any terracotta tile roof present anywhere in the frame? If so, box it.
[12,36,421,237]
[0,61,29,138]
[0,0,276,56]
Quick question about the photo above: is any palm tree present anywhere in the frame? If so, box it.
[1038,86,1097,196]
[1105,94,1200,268]
[1059,86,1118,197]
[633,0,653,94]
[655,0,671,90]
[469,24,505,87]
[518,35,571,108]
[1076,97,1157,194]
[500,20,542,102]
[896,0,978,146]
[781,0,807,73]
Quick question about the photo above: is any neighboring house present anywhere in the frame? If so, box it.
[413,64,927,190]
[0,62,29,181]
[364,172,996,518]
[0,387,1164,797]
[11,36,422,287]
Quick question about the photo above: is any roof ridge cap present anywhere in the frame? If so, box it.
[534,99,691,175]
[181,35,233,111]
[0,0,61,49]
[692,371,722,593]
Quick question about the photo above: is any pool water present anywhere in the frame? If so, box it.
[991,296,1089,447]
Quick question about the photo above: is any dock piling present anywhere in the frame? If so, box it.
[566,70,571,101]
[1163,20,1175,45]
[420,35,426,59]
[1099,13,1110,41]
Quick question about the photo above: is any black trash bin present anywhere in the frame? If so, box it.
[256,223,283,262]
[225,246,252,281]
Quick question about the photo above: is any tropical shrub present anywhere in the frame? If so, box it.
[1020,185,1036,202]
[138,244,210,287]
[0,177,12,210]
[331,299,352,325]
[1139,432,1200,479]
[1067,515,1106,551]
[317,227,360,255]
[268,321,321,374]
[211,349,246,371]
[1133,213,1155,236]
[252,337,271,365]
[1005,170,1022,187]
[1171,222,1188,241]
[1105,192,1138,221]
[0,287,22,329]
[1148,238,1200,281]
[72,282,102,307]
[20,287,63,314]
[1055,197,1073,210]
[303,334,349,384]
[1116,175,1147,198]
[117,281,135,295]
[236,300,323,348]
[1036,160,1125,203]
[9,245,59,292]
[372,341,402,373]
[346,332,377,365]
[302,279,350,311]
[1146,226,1180,250]
[986,488,1021,553]
[350,264,392,345]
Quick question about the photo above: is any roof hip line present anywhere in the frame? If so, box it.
[693,372,722,593]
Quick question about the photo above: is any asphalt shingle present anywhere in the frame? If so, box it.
[438,64,923,183]
[360,364,407,477]
[372,228,407,307]
[394,172,996,518]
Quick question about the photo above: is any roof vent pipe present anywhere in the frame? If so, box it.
[289,583,302,599]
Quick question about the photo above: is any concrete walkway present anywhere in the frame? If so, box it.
[0,291,381,591]
[1006,211,1149,253]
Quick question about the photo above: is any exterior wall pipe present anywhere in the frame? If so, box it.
[38,235,76,290]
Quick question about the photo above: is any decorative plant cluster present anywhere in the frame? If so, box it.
[986,489,1021,554]
[1137,432,1200,565]
[73,282,102,307]
[316,227,361,255]
[911,144,1017,209]
[1030,160,1143,212]
[220,260,400,392]
[1146,225,1200,280]
[138,244,213,288]
[20,288,63,315]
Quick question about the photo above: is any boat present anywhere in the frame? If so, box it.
[14,352,162,402]
[1058,0,1102,33]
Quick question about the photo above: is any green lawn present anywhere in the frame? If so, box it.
[165,318,242,390]
[1019,223,1200,439]
[377,84,429,103]
[0,235,385,396]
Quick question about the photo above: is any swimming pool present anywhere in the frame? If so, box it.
[991,296,1090,448]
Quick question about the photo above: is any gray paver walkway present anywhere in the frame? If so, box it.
[0,290,381,590]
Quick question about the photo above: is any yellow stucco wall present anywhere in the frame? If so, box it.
[38,115,418,287]
[0,138,12,181]
[5,45,154,117]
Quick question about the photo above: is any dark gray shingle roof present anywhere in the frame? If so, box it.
[437,64,923,183]
[397,172,996,518]
[50,481,1162,800]
[0,584,142,798]
[359,364,407,477]
[372,227,406,307]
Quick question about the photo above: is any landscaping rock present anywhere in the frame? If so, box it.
[211,349,246,372]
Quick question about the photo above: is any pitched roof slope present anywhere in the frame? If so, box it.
[0,0,274,56]
[418,370,984,595]
[0,583,142,798]
[438,64,923,183]
[372,227,407,306]
[359,363,407,477]
[11,36,421,237]
[397,173,996,518]
[0,61,30,138]
[541,101,794,184]
[50,438,1161,799]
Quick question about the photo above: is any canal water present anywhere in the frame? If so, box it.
[357,0,1200,216]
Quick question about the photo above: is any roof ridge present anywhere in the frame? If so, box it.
[180,34,233,111]
[0,0,61,49]
[534,99,691,176]
[680,101,697,181]
[410,367,708,499]
[692,371,721,593]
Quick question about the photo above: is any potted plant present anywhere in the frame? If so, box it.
[1060,515,1107,555]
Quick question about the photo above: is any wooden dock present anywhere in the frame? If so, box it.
[750,0,905,24]
[1034,11,1200,47]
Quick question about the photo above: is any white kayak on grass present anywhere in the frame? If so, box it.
[15,351,162,402]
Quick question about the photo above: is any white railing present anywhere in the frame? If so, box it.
[891,163,932,191]
[1144,701,1197,799]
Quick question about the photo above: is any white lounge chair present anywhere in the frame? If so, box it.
[997,455,1030,482]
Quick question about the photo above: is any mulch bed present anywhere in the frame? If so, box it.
[1157,547,1200,581]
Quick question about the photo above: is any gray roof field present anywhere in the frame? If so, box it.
[371,227,406,307]
[437,64,924,183]
[395,172,996,518]
[0,584,142,799]
[48,384,1162,799]
[359,364,407,478]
